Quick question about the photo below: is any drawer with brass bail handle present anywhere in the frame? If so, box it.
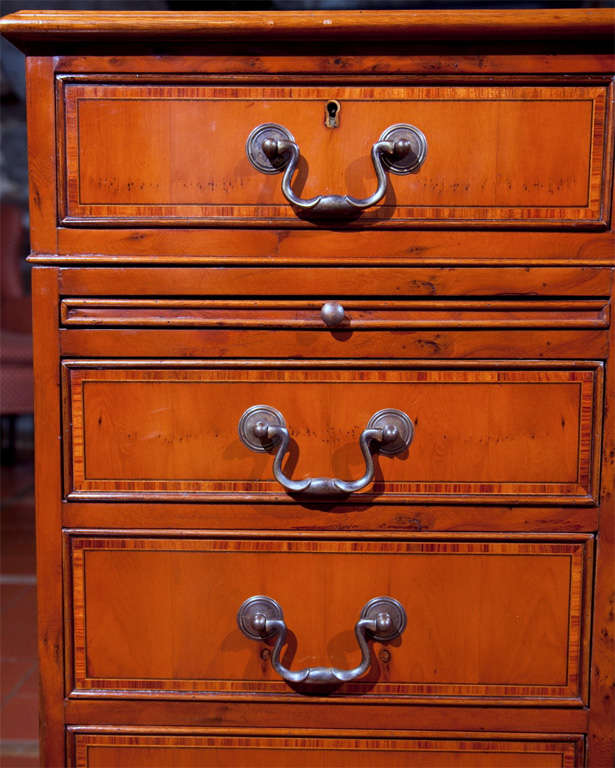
[66,531,591,704]
[58,82,609,229]
[238,405,414,498]
[246,122,427,220]
[62,361,601,505]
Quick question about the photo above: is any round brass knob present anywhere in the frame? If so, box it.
[321,301,345,327]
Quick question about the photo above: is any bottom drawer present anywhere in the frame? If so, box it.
[65,533,592,706]
[67,730,584,767]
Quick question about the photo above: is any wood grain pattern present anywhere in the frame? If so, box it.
[62,362,601,504]
[58,266,614,297]
[588,266,615,768]
[54,55,615,75]
[44,230,615,265]
[60,82,608,228]
[60,503,600,535]
[63,705,590,734]
[6,9,614,764]
[26,58,57,253]
[59,328,609,361]
[66,533,591,705]
[2,8,613,44]
[59,298,610,330]
[31,268,65,767]
[67,730,584,767]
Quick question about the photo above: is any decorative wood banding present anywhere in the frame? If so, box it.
[67,729,584,767]
[6,9,614,767]
[62,362,602,504]
[65,533,592,706]
[60,83,609,229]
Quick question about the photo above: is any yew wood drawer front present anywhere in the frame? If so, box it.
[62,361,602,504]
[64,532,592,707]
[59,298,610,360]
[59,80,611,229]
[66,730,585,767]
[61,297,610,330]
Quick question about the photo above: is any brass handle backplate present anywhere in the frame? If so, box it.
[237,595,407,690]
[238,405,413,497]
[246,122,427,220]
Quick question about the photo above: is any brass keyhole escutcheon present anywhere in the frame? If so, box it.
[325,99,340,128]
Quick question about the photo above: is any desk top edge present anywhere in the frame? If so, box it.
[1,8,614,49]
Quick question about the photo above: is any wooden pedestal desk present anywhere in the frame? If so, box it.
[1,9,614,767]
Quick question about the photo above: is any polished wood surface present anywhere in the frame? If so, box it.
[60,329,609,361]
[59,298,610,329]
[31,269,65,764]
[63,364,600,504]
[2,9,613,767]
[26,59,57,255]
[63,705,590,733]
[52,53,615,76]
[46,228,615,265]
[61,83,607,228]
[2,8,613,45]
[589,251,615,767]
[66,534,590,705]
[67,730,584,767]
[61,503,600,535]
[58,266,614,294]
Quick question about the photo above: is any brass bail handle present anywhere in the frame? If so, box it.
[246,122,427,220]
[238,405,414,498]
[237,595,407,690]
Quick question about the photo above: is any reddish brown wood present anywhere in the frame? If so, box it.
[59,82,608,229]
[25,59,57,254]
[589,274,615,767]
[62,363,601,505]
[58,328,609,361]
[63,703,591,734]
[31,268,65,767]
[1,8,613,44]
[60,502,600,535]
[59,298,609,330]
[52,72,615,94]
[65,533,591,706]
[43,229,615,264]
[66,729,585,767]
[54,54,615,75]
[57,266,614,296]
[3,10,613,767]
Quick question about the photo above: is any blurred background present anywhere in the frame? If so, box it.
[0,1,613,766]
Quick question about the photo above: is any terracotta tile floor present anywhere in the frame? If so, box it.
[1,451,39,768]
